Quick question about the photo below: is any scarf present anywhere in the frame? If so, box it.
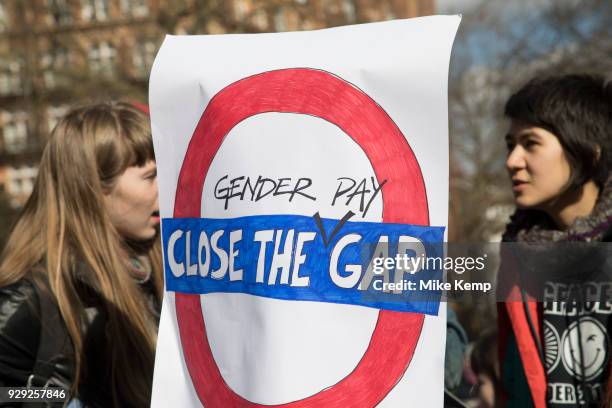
[502,177,612,243]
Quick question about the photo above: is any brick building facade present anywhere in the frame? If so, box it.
[0,0,434,206]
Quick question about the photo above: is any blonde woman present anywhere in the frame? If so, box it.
[0,102,163,407]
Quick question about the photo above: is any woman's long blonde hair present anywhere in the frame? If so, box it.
[0,101,163,406]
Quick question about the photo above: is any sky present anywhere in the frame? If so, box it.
[436,0,481,14]
[438,0,598,68]
[436,0,558,15]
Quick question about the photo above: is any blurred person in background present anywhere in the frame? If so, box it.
[470,328,500,408]
[0,102,162,407]
[445,305,470,407]
[447,305,469,391]
[498,75,612,408]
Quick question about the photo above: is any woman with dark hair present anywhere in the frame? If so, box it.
[498,74,612,408]
[0,101,162,407]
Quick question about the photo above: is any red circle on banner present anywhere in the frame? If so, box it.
[174,68,430,407]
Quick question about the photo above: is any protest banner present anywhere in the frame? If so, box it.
[150,15,460,407]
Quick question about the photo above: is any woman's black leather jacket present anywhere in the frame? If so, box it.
[0,272,160,407]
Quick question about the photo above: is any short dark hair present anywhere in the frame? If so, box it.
[505,74,612,190]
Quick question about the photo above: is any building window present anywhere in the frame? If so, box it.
[382,2,395,20]
[120,0,148,17]
[1,111,28,154]
[342,0,357,22]
[47,105,68,132]
[274,8,286,32]
[42,48,69,89]
[252,9,268,30]
[81,0,108,22]
[133,40,157,78]
[6,165,37,200]
[88,41,116,76]
[47,0,72,25]
[0,1,8,32]
[0,59,22,96]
